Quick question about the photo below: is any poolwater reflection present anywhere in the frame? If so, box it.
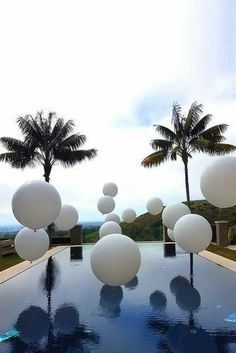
[0,244,236,352]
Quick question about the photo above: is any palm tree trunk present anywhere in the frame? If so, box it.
[43,164,54,246]
[183,160,191,208]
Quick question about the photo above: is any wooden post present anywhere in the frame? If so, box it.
[215,221,229,247]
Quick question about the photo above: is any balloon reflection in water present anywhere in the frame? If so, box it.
[54,305,79,335]
[149,290,167,312]
[99,285,123,319]
[124,276,138,290]
[170,276,201,312]
[15,306,49,344]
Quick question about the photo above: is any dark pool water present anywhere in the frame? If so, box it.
[0,243,236,353]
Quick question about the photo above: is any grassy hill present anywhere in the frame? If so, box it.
[83,199,236,243]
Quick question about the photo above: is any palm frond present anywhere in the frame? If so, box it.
[191,139,236,155]
[151,139,173,151]
[184,102,203,135]
[190,114,212,137]
[51,119,75,145]
[141,150,169,168]
[54,148,97,167]
[17,116,43,145]
[57,134,86,151]
[0,152,36,168]
[154,125,176,141]
[0,137,27,151]
[171,102,182,133]
[199,124,229,141]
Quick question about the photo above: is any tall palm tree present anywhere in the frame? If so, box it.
[0,111,97,182]
[142,102,236,207]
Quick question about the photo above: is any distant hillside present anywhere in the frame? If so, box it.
[83,199,236,243]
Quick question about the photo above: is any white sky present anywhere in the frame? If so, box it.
[0,0,236,224]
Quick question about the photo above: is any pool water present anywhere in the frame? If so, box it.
[0,243,236,353]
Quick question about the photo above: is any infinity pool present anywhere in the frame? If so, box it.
[0,243,236,353]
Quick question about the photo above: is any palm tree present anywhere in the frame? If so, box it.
[0,111,97,182]
[0,112,97,242]
[142,102,236,207]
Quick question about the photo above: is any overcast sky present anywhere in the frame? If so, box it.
[0,0,236,225]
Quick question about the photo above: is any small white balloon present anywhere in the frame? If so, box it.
[121,208,136,223]
[12,180,61,229]
[162,203,191,230]
[167,228,175,241]
[90,233,141,286]
[174,214,212,253]
[15,228,49,261]
[99,221,122,238]
[146,197,163,215]
[103,182,118,197]
[105,213,121,224]
[54,204,78,231]
[200,156,236,208]
[97,196,115,214]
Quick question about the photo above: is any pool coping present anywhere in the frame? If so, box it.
[1,243,236,284]
[0,246,68,284]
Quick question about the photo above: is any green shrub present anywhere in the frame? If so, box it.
[229,227,236,245]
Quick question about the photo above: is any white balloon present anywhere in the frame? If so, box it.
[167,228,175,241]
[174,214,212,253]
[103,182,118,197]
[121,208,136,223]
[12,180,61,229]
[105,213,121,224]
[54,204,78,231]
[162,203,191,230]
[146,197,163,215]
[15,228,49,261]
[90,233,141,286]
[200,156,236,208]
[99,221,122,238]
[97,196,115,214]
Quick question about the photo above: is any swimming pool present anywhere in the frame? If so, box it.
[0,243,236,353]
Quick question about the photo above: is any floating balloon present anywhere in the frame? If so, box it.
[103,182,118,197]
[97,196,115,214]
[16,306,49,343]
[162,203,191,230]
[54,204,78,231]
[146,197,163,215]
[99,221,122,238]
[121,208,136,223]
[200,156,236,208]
[149,290,167,311]
[12,180,61,229]
[54,304,79,335]
[90,233,141,286]
[167,228,175,241]
[15,228,49,261]
[105,213,121,224]
[174,214,212,253]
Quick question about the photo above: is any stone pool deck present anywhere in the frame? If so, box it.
[0,246,67,284]
[1,244,236,284]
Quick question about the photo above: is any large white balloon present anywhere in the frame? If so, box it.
[162,203,191,230]
[97,196,115,214]
[121,208,136,223]
[146,197,163,215]
[167,228,175,241]
[12,180,61,229]
[54,204,78,231]
[174,214,212,253]
[103,182,118,197]
[105,213,121,224]
[99,221,122,238]
[200,156,236,208]
[15,228,49,261]
[90,233,141,286]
